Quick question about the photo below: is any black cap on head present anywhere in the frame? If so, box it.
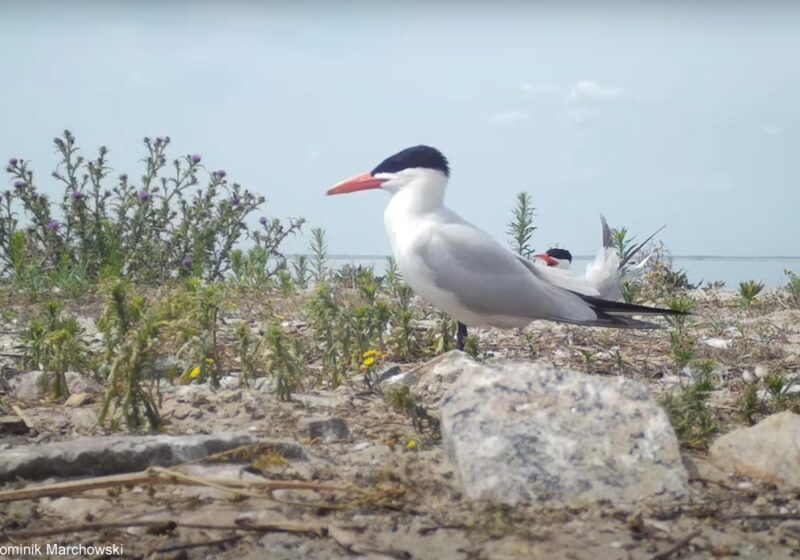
[371,145,450,177]
[546,248,573,262]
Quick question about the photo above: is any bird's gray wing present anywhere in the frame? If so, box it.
[414,221,598,323]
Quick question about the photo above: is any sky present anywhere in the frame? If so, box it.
[1,1,798,257]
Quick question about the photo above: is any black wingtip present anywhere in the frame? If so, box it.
[574,292,690,316]
[565,311,661,330]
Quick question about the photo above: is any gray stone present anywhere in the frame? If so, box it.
[8,370,103,401]
[709,411,800,488]
[376,364,402,384]
[252,376,278,393]
[440,361,688,506]
[0,433,306,482]
[0,415,29,435]
[381,350,474,407]
[150,356,187,379]
[300,416,351,443]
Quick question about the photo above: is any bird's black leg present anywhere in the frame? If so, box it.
[456,322,468,351]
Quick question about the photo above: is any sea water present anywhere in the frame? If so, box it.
[319,255,800,289]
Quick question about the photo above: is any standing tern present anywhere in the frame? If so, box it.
[535,216,663,301]
[327,145,683,350]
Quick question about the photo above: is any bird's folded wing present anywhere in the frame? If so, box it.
[416,222,597,323]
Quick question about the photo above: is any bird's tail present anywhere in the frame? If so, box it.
[567,292,689,330]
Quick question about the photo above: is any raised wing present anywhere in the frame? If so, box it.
[585,246,623,301]
[601,214,614,249]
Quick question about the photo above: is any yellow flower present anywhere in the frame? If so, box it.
[362,356,376,368]
[363,349,380,359]
[189,358,214,379]
[406,438,419,451]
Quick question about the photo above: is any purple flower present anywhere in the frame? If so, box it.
[137,190,151,202]
[46,220,60,232]
[215,170,226,179]
[8,158,18,167]
[71,190,86,201]
[181,256,193,268]
[191,154,202,164]
[13,180,25,190]
[231,193,240,206]
[259,216,268,226]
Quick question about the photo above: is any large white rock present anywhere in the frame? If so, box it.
[440,361,688,506]
[709,411,800,488]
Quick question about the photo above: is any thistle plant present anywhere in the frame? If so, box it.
[21,301,89,400]
[96,279,147,363]
[384,385,440,434]
[309,227,328,284]
[99,309,165,431]
[264,321,304,400]
[97,281,164,431]
[235,321,263,388]
[174,279,225,387]
[666,296,695,368]
[277,269,296,296]
[507,192,536,259]
[737,280,764,310]
[620,279,643,304]
[230,247,272,287]
[425,311,456,355]
[248,215,306,280]
[351,269,391,359]
[305,282,351,387]
[388,282,422,361]
[2,132,300,287]
[660,360,718,449]
[463,335,481,359]
[291,255,310,289]
[384,256,401,295]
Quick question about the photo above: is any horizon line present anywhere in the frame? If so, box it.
[287,254,800,261]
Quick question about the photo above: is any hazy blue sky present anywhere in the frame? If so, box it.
[1,1,798,256]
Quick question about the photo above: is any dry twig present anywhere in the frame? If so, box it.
[0,466,363,504]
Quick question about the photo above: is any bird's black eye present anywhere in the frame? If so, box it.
[371,145,450,177]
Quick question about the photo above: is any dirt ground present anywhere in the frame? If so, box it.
[1,288,799,559]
